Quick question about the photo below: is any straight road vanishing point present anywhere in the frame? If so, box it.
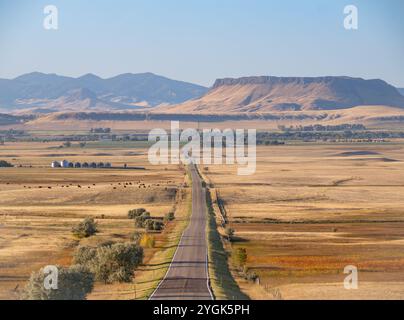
[150,165,213,300]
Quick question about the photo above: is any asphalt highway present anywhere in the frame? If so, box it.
[150,165,213,300]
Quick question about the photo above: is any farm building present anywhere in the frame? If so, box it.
[51,161,61,168]
[60,160,70,168]
[51,160,112,169]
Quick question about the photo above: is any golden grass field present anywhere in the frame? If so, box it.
[0,141,187,300]
[203,142,404,300]
[2,138,404,300]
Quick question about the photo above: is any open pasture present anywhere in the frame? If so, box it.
[204,143,404,299]
[0,141,185,299]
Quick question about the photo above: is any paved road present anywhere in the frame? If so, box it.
[150,165,213,300]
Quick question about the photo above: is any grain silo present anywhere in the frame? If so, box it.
[51,161,61,168]
[60,160,70,168]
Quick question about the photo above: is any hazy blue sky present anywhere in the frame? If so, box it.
[0,0,403,87]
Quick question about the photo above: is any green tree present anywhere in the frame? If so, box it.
[73,246,97,265]
[128,208,147,219]
[164,211,175,223]
[73,243,143,284]
[145,219,164,232]
[0,160,13,167]
[134,211,151,228]
[22,265,94,300]
[72,217,98,238]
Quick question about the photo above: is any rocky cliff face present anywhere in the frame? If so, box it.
[159,76,404,113]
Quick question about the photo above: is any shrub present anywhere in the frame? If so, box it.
[132,232,143,245]
[153,220,164,231]
[145,219,164,232]
[128,208,147,219]
[144,219,154,231]
[0,160,13,167]
[232,247,248,269]
[73,246,97,266]
[164,212,175,223]
[134,211,151,228]
[139,234,155,248]
[144,219,164,231]
[73,243,143,284]
[72,217,98,238]
[224,227,235,241]
[247,272,258,282]
[92,243,144,284]
[22,265,94,300]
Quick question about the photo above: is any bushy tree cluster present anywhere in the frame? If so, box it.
[128,208,147,219]
[72,217,98,238]
[73,242,143,284]
[0,160,13,167]
[22,265,94,300]
[134,212,151,228]
[129,208,166,232]
[145,219,164,232]
[164,211,175,223]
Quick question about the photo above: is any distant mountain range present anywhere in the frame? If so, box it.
[158,76,404,113]
[0,72,207,112]
[1,73,404,119]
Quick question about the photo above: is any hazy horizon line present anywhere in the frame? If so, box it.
[1,71,403,89]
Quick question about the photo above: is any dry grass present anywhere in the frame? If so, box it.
[204,143,404,300]
[0,141,185,300]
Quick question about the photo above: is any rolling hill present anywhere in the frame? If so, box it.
[2,74,404,129]
[0,72,207,113]
[158,76,404,113]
